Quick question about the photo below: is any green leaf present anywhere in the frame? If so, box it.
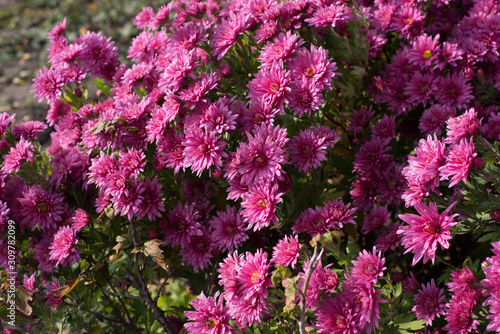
[398,319,426,331]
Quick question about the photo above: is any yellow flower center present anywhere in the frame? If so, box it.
[257,199,267,209]
[38,202,48,212]
[251,272,261,284]
[423,50,432,59]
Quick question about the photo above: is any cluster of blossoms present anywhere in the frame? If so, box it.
[2,0,500,332]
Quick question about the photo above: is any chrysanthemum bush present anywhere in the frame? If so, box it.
[1,0,500,333]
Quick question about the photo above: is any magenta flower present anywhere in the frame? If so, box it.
[49,225,81,268]
[71,209,90,230]
[445,108,482,144]
[44,280,63,310]
[289,45,337,90]
[347,105,375,136]
[418,104,456,135]
[1,138,34,175]
[362,205,390,234]
[158,49,198,92]
[75,31,119,80]
[184,292,237,334]
[299,260,338,311]
[183,127,228,177]
[408,34,440,67]
[133,6,154,29]
[348,247,386,285]
[210,206,249,252]
[258,31,303,68]
[32,67,65,104]
[218,251,243,301]
[288,128,332,174]
[199,97,238,134]
[305,4,350,28]
[236,249,273,303]
[287,78,324,118]
[162,201,202,247]
[398,201,459,265]
[439,138,478,187]
[247,60,291,111]
[211,13,250,60]
[135,177,165,221]
[180,226,215,273]
[241,181,283,231]
[412,279,446,326]
[316,294,362,334]
[272,235,301,269]
[18,185,67,231]
[353,137,392,177]
[435,73,473,110]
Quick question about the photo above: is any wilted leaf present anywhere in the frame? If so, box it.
[282,276,300,313]
[271,264,292,286]
[15,286,33,316]
[143,239,168,271]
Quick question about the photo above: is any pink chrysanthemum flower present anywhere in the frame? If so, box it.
[347,105,375,136]
[0,112,15,137]
[181,227,215,272]
[1,138,34,175]
[71,209,90,230]
[75,31,119,80]
[49,225,80,268]
[316,294,363,334]
[434,42,463,70]
[404,72,437,105]
[18,185,67,231]
[23,273,36,291]
[402,272,420,293]
[412,279,446,326]
[211,206,249,252]
[200,98,238,134]
[408,34,440,67]
[443,298,479,334]
[48,18,66,40]
[241,181,282,231]
[162,201,202,247]
[211,13,250,60]
[299,260,338,311]
[183,127,228,177]
[88,152,118,187]
[419,104,456,135]
[371,114,397,140]
[178,73,219,109]
[287,78,324,117]
[149,3,173,29]
[272,235,301,269]
[247,60,291,111]
[435,73,473,110]
[445,108,482,144]
[237,130,287,186]
[133,6,154,29]
[258,31,304,68]
[32,67,65,103]
[156,129,186,174]
[353,137,392,177]
[135,177,165,221]
[254,20,278,44]
[483,112,500,141]
[375,222,402,252]
[322,199,357,229]
[218,251,244,301]
[46,100,71,127]
[288,127,338,174]
[235,249,273,304]
[44,280,63,310]
[398,201,459,265]
[402,134,446,197]
[118,148,146,179]
[439,138,478,188]
[112,180,145,221]
[158,49,198,92]
[12,121,48,140]
[306,4,350,28]
[347,247,386,285]
[362,205,391,234]
[184,292,237,334]
[289,45,337,90]
[293,206,329,236]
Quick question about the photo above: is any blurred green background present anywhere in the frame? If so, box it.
[0,0,161,127]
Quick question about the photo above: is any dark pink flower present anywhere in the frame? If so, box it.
[210,206,249,252]
[235,249,273,304]
[32,67,65,104]
[306,4,350,28]
[183,127,228,177]
[133,6,154,29]
[347,247,386,285]
[241,181,282,231]
[44,280,63,310]
[287,78,324,117]
[135,177,165,221]
[316,294,362,334]
[445,108,482,144]
[49,225,80,268]
[272,235,301,269]
[1,138,34,175]
[71,209,90,230]
[435,73,473,110]
[258,31,303,68]
[288,127,337,173]
[211,13,250,60]
[419,104,456,135]
[18,185,67,231]
[247,60,291,112]
[408,34,440,67]
[398,201,458,265]
[362,205,390,234]
[439,138,478,187]
[412,279,446,326]
[289,45,337,90]
[75,31,119,80]
[162,201,202,247]
[184,292,237,334]
[181,226,215,272]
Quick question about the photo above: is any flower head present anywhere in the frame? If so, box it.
[184,292,237,334]
[412,279,446,326]
[49,226,80,268]
[398,201,459,265]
